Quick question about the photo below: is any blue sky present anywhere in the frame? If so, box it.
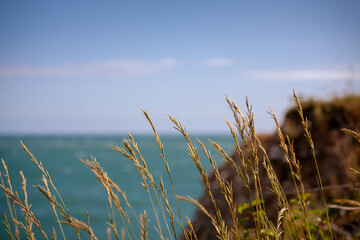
[0,1,359,134]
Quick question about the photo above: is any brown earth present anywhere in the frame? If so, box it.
[188,95,360,239]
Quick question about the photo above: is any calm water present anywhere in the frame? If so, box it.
[0,135,234,239]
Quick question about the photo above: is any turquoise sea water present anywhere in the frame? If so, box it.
[0,135,234,239]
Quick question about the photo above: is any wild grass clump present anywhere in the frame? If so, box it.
[1,90,359,239]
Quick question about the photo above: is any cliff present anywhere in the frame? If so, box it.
[188,95,360,239]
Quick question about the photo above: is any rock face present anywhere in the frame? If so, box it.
[189,95,360,239]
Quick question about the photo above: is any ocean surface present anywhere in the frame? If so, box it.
[0,135,234,239]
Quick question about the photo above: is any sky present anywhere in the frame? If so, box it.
[0,1,359,135]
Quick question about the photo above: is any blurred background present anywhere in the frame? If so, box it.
[0,1,359,239]
[1,1,359,135]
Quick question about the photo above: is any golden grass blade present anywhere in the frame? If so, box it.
[3,213,15,240]
[268,107,310,239]
[52,227,57,240]
[0,162,49,240]
[185,217,198,240]
[106,214,120,240]
[327,204,360,211]
[350,168,360,176]
[341,128,360,142]
[140,211,149,240]
[60,217,99,240]
[333,199,360,207]
[275,207,287,239]
[143,109,185,235]
[1,159,20,240]
[106,227,111,240]
[169,114,232,238]
[293,89,333,237]
[21,141,80,239]
[198,139,241,240]
[81,156,140,240]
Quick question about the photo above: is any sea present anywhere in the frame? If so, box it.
[0,135,234,239]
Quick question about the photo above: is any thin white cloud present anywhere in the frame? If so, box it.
[0,58,180,77]
[244,69,359,81]
[202,58,236,67]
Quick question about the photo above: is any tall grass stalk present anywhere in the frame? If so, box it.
[1,91,358,239]
[1,159,20,240]
[293,90,333,238]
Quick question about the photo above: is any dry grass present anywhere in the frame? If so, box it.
[1,91,359,239]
